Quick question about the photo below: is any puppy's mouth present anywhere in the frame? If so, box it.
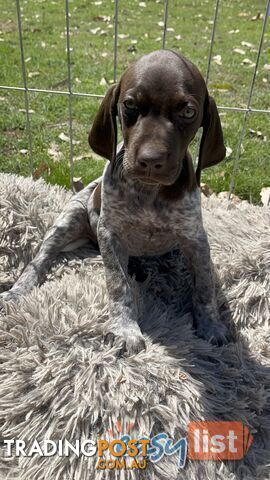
[134,164,183,186]
[122,151,183,186]
[135,177,160,185]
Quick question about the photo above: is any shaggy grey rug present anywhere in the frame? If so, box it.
[0,173,269,480]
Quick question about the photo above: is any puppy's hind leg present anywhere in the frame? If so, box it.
[0,186,98,303]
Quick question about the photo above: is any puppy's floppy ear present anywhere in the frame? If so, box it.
[196,93,226,184]
[88,83,120,164]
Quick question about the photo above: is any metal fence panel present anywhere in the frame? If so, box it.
[0,0,269,198]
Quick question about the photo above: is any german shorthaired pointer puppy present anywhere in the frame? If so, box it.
[1,50,231,354]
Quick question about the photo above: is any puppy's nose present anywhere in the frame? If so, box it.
[137,147,167,171]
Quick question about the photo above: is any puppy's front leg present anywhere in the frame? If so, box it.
[179,227,231,345]
[98,220,146,355]
[0,194,93,304]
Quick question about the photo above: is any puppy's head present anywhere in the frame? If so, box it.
[89,50,225,188]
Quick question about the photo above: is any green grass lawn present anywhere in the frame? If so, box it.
[0,0,269,203]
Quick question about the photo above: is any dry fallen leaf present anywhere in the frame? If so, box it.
[59,132,80,145]
[93,15,110,22]
[90,27,100,35]
[175,34,182,40]
[251,12,263,21]
[73,153,92,161]
[213,54,222,65]
[228,29,240,34]
[59,132,70,143]
[218,192,241,203]
[19,108,35,113]
[242,58,255,67]
[217,171,226,178]
[248,128,266,140]
[100,77,108,86]
[28,71,40,78]
[263,64,270,71]
[33,162,50,179]
[201,183,213,197]
[260,187,270,207]
[20,149,28,155]
[127,45,137,53]
[233,48,245,55]
[118,33,129,39]
[226,146,232,158]
[241,41,254,48]
[48,142,62,162]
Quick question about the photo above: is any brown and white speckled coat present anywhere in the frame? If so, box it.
[0,50,231,354]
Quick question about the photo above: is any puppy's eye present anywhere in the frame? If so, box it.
[179,106,196,119]
[124,99,138,111]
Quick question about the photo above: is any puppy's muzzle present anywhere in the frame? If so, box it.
[137,146,166,171]
[133,145,178,184]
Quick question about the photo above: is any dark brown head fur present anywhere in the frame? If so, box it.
[89,49,225,199]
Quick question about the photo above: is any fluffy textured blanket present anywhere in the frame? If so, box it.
[0,173,269,480]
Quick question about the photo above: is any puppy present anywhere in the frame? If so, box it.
[1,50,231,354]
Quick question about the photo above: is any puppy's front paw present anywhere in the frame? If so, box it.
[0,291,19,302]
[193,303,232,346]
[104,325,146,356]
[196,321,232,346]
[0,291,20,313]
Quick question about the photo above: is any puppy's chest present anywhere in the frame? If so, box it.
[102,187,189,256]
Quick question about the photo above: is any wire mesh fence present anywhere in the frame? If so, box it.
[0,0,269,201]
